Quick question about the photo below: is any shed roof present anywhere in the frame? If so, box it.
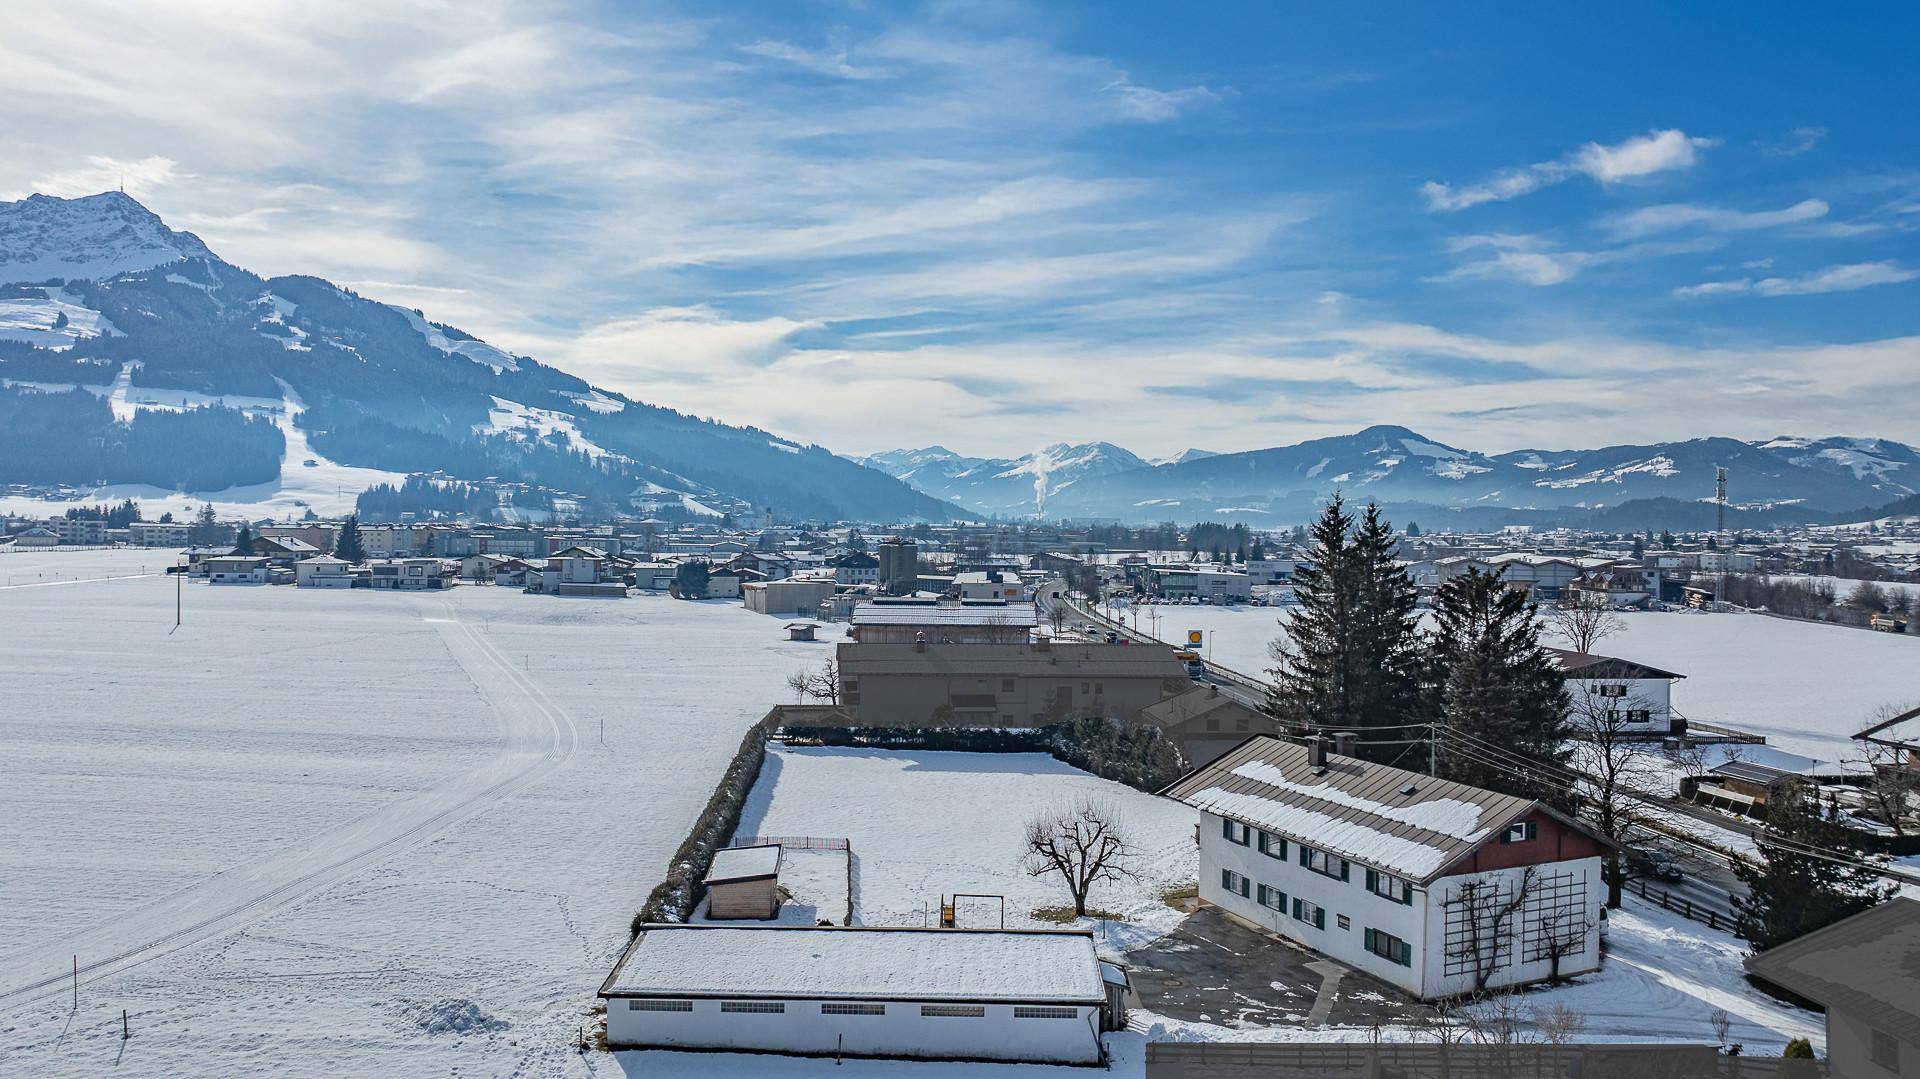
[706,844,781,885]
[1745,898,1920,1047]
[1160,735,1607,883]
[602,925,1103,1004]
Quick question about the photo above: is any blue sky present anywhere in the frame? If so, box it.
[3,1,1916,457]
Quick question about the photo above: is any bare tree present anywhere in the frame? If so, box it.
[1443,868,1537,993]
[1708,1008,1733,1052]
[1533,908,1593,983]
[1547,596,1625,655]
[1020,797,1138,917]
[784,656,840,706]
[1853,702,1920,836]
[1569,684,1663,906]
[1535,1001,1586,1047]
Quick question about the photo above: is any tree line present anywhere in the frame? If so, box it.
[0,385,283,492]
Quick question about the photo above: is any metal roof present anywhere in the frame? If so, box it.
[837,642,1188,678]
[1161,735,1582,883]
[706,844,782,885]
[851,602,1038,628]
[1546,648,1685,681]
[1745,898,1920,1047]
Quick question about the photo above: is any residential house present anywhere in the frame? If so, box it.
[1565,568,1652,609]
[293,555,356,588]
[829,551,881,587]
[52,517,108,545]
[535,546,625,596]
[1548,648,1684,734]
[1745,897,1920,1078]
[1164,734,1614,1000]
[253,535,324,566]
[1138,684,1284,767]
[600,925,1107,1064]
[127,521,192,546]
[204,555,270,584]
[10,526,60,548]
[368,558,457,590]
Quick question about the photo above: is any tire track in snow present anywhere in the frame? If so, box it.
[0,600,580,1011]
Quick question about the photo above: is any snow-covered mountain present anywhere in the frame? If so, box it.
[1154,448,1218,467]
[0,191,216,286]
[0,192,958,523]
[875,425,1919,524]
[859,441,1147,517]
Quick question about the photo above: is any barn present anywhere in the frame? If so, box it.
[600,924,1107,1063]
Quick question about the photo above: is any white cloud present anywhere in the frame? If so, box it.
[20,154,180,199]
[1432,232,1716,287]
[1422,128,1715,211]
[1605,198,1829,237]
[740,39,889,80]
[1673,260,1918,299]
[1761,126,1826,157]
[1102,77,1223,122]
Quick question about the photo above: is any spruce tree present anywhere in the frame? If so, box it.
[333,515,367,563]
[1429,567,1575,805]
[1735,781,1895,951]
[1267,497,1425,762]
[232,524,254,553]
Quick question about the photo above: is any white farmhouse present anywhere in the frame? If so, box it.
[1549,648,1684,735]
[203,555,270,584]
[1164,735,1614,1000]
[601,925,1109,1064]
[293,555,355,588]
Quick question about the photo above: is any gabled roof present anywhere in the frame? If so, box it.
[1546,648,1684,681]
[1745,898,1920,1046]
[1161,735,1610,883]
[1854,704,1920,751]
[1140,685,1263,730]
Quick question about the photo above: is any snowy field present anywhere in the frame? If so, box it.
[0,551,828,1077]
[732,745,1199,945]
[1112,599,1918,760]
[0,545,184,586]
[1589,609,1919,759]
[1775,573,1920,603]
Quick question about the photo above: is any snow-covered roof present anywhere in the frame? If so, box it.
[602,926,1103,1004]
[706,844,781,885]
[851,602,1038,628]
[1163,735,1555,882]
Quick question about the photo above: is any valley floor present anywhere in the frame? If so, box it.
[0,552,822,1077]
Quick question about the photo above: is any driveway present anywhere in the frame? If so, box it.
[1124,906,1436,1031]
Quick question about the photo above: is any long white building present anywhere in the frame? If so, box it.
[1164,735,1614,1000]
[600,924,1109,1064]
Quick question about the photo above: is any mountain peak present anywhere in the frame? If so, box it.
[1,189,217,286]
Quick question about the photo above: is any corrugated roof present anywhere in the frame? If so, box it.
[1745,898,1920,1046]
[1161,735,1542,883]
[602,925,1103,1004]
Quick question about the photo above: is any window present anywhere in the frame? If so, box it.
[1366,869,1414,905]
[1257,884,1287,911]
[720,1001,786,1013]
[1502,821,1538,844]
[628,999,693,1012]
[1221,869,1251,897]
[1001,679,1015,693]
[1221,818,1251,845]
[921,1005,985,1018]
[1013,1006,1079,1020]
[1364,928,1414,967]
[1337,914,1351,930]
[1598,684,1627,698]
[1291,897,1326,930]
[821,1002,885,1016]
[1301,845,1350,881]
[1257,831,1288,860]
[1094,682,1104,696]
[1870,1028,1900,1070]
[1205,716,1220,732]
[1627,709,1651,723]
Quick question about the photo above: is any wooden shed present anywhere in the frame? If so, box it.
[705,844,782,920]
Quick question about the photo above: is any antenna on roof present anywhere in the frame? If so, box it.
[1714,466,1729,538]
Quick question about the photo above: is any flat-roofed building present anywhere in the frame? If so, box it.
[836,640,1190,727]
[600,925,1106,1063]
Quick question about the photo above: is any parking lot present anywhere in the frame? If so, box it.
[1125,907,1437,1031]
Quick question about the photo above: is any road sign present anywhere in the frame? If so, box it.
[1187,629,1203,647]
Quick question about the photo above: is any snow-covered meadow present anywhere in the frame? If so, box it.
[0,553,827,1077]
[1115,599,1918,760]
[733,745,1199,945]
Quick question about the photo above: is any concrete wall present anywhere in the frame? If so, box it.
[605,996,1101,1063]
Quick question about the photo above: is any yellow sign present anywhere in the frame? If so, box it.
[1187,630,1203,647]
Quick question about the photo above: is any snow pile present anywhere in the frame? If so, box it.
[403,998,511,1037]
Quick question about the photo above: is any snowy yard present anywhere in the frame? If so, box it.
[732,745,1199,946]
[0,552,828,1077]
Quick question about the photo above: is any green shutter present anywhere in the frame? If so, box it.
[1298,845,1310,867]
[1364,928,1375,952]
[1366,869,1377,892]
[1315,907,1326,930]
[1340,860,1350,882]
[1402,883,1415,906]
[1222,817,1233,840]
[1221,868,1232,891]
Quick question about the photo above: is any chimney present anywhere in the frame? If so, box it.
[1335,732,1357,759]
[1308,737,1328,768]
[914,630,928,654]
[1208,684,1219,698]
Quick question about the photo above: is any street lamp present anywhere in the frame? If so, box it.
[175,554,187,630]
